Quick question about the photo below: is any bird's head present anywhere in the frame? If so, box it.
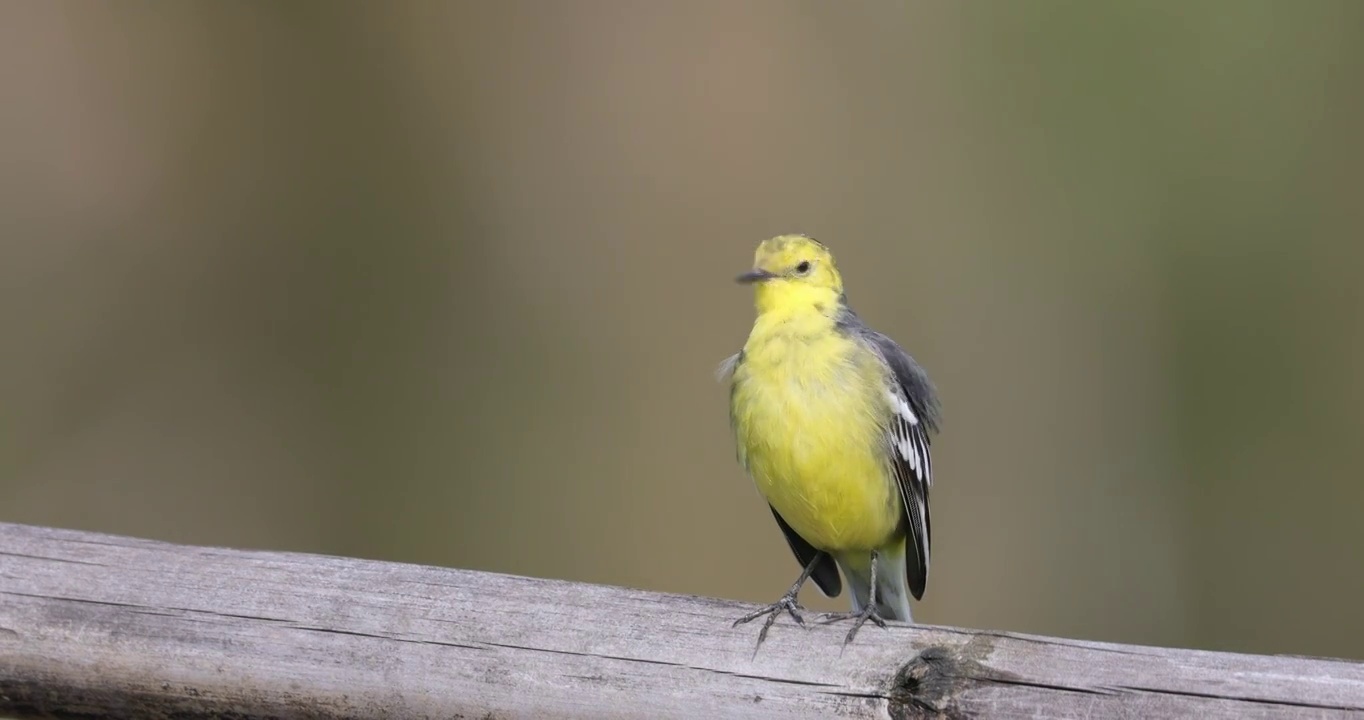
[737,234,844,315]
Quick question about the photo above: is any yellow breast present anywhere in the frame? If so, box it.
[731,312,902,552]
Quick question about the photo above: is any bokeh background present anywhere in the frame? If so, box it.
[3,1,1363,662]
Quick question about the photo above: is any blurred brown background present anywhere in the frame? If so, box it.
[3,1,1362,661]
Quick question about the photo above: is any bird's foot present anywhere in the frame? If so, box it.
[819,604,888,647]
[733,590,808,649]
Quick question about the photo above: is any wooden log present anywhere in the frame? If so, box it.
[0,521,1361,719]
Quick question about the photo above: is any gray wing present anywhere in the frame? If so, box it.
[860,329,941,601]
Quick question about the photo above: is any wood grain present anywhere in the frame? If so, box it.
[1,522,1361,719]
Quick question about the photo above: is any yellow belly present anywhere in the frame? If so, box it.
[732,331,902,552]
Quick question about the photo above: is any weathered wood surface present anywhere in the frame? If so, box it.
[0,522,1361,719]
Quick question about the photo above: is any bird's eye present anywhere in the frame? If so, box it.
[795,261,812,275]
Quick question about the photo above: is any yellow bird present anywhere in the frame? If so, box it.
[721,234,941,646]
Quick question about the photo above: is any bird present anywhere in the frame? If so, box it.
[719,234,941,647]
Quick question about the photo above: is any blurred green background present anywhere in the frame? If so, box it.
[3,1,1362,662]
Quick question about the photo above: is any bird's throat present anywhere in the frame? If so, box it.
[753,283,842,319]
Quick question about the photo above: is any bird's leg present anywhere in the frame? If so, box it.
[732,552,823,648]
[820,549,888,646]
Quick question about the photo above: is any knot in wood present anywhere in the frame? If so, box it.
[888,646,973,720]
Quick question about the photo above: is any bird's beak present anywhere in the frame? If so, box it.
[736,268,778,284]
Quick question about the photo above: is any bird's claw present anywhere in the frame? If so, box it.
[819,605,888,646]
[733,592,808,649]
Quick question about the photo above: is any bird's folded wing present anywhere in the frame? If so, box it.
[861,330,940,601]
